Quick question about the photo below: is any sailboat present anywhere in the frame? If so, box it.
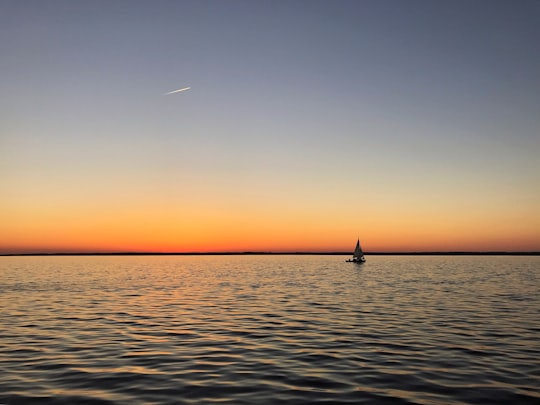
[346,239,366,263]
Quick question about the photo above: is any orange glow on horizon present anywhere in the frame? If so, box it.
[0,223,540,253]
[2,185,539,254]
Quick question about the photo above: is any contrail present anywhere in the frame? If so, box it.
[163,86,191,95]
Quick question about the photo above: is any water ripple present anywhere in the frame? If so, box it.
[1,255,539,404]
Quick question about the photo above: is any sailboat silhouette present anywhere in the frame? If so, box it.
[346,239,365,263]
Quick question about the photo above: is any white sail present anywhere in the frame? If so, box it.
[353,239,363,259]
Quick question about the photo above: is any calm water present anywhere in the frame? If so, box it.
[1,255,539,404]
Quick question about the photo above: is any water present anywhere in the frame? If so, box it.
[1,255,538,404]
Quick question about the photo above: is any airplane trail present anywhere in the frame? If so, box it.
[163,87,191,95]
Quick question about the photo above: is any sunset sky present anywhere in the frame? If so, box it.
[2,0,539,253]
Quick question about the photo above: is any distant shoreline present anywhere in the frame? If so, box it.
[1,251,539,257]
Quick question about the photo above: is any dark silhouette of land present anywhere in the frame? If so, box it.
[1,251,538,256]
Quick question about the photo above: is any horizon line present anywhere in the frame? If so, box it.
[1,251,539,257]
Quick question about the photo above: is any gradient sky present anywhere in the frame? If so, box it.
[2,0,540,253]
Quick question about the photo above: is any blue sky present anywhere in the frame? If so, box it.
[2,0,539,252]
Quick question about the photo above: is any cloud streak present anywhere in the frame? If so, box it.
[163,86,191,95]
